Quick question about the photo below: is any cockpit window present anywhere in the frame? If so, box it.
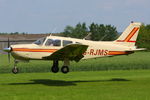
[45,39,53,46]
[33,37,46,45]
[45,39,61,46]
[63,40,72,46]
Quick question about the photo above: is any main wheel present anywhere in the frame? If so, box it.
[12,67,19,74]
[61,66,69,74]
[51,66,59,73]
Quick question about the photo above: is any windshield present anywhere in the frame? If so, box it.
[33,37,46,45]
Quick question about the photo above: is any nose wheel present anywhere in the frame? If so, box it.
[12,67,19,74]
[12,60,19,74]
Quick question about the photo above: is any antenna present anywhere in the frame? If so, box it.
[49,27,57,36]
[99,34,107,41]
[49,33,52,36]
[83,32,92,40]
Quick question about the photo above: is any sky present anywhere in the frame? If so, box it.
[0,0,149,33]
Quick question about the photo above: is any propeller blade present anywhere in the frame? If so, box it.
[8,37,11,63]
[8,37,10,48]
[8,53,10,63]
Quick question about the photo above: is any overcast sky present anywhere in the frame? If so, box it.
[0,0,149,33]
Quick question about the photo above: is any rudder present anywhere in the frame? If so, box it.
[115,22,141,47]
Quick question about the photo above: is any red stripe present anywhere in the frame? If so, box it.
[127,41,136,43]
[116,40,136,43]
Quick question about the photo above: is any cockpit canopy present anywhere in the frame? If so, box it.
[33,37,46,45]
[33,37,75,47]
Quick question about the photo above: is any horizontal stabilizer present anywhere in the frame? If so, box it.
[126,48,146,51]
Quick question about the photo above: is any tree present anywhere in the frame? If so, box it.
[137,24,150,50]
[104,25,118,41]
[89,23,118,41]
[63,23,88,39]
[63,26,74,37]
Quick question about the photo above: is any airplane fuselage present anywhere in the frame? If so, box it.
[10,36,133,61]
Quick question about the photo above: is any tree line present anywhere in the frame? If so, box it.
[62,22,118,41]
[0,32,27,35]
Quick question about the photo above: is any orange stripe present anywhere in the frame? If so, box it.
[116,27,139,42]
[124,27,139,42]
[12,48,58,53]
[123,27,137,42]
[108,51,133,55]
[108,51,127,55]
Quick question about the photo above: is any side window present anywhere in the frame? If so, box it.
[45,39,61,46]
[45,39,53,46]
[53,39,61,46]
[63,40,72,46]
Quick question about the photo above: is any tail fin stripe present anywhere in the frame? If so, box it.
[124,27,139,42]
[116,27,139,42]
[115,22,141,47]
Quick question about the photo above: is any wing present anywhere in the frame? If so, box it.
[43,44,88,62]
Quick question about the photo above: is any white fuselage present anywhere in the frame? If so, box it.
[10,36,133,61]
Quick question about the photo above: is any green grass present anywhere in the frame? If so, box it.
[0,52,150,73]
[0,70,150,100]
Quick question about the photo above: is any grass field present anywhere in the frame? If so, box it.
[0,70,150,100]
[0,52,150,73]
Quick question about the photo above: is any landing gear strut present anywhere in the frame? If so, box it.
[51,60,59,73]
[12,60,19,74]
[61,59,70,74]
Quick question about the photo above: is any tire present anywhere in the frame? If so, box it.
[61,66,69,74]
[12,67,19,74]
[51,66,59,73]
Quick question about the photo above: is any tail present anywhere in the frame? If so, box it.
[115,22,141,47]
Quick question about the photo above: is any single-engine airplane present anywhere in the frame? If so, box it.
[3,22,145,74]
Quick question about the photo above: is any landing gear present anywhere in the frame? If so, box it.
[61,66,69,74]
[51,59,70,74]
[51,60,59,73]
[12,67,19,74]
[61,59,70,74]
[12,60,19,74]
[51,66,59,73]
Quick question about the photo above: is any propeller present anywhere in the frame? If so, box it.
[3,37,12,63]
[8,38,10,63]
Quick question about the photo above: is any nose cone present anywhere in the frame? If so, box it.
[3,47,12,53]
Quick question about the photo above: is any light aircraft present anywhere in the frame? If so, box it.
[3,22,145,74]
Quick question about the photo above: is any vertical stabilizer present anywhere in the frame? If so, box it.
[115,22,141,47]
